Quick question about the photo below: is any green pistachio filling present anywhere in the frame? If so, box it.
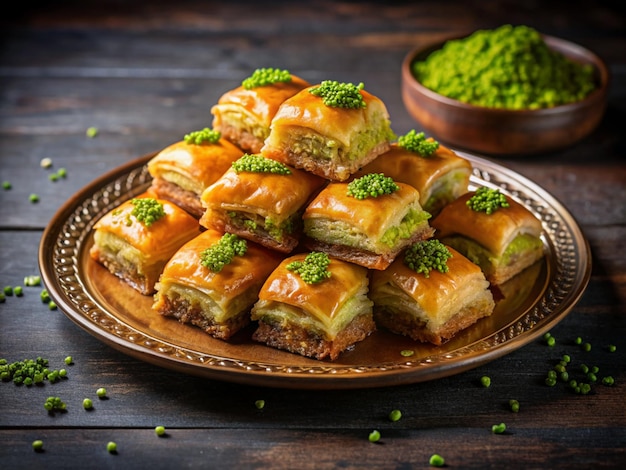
[442,233,543,271]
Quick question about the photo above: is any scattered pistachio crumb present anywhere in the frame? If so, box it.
[40,157,53,168]
[254,399,265,410]
[429,454,445,467]
[368,430,381,443]
[491,422,506,434]
[32,440,44,452]
[2,181,11,190]
[86,127,98,138]
[29,194,40,203]
[155,425,166,437]
[400,350,415,357]
[106,441,117,453]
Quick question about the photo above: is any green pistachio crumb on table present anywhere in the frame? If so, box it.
[480,375,491,387]
[347,173,399,200]
[309,80,366,108]
[397,130,439,157]
[96,387,107,398]
[412,24,597,109]
[44,396,67,412]
[466,187,510,214]
[491,422,507,434]
[242,67,292,89]
[286,252,332,284]
[368,430,381,443]
[232,154,292,175]
[0,357,64,386]
[40,157,53,168]
[200,233,248,273]
[29,194,40,203]
[107,441,117,453]
[403,239,453,278]
[83,398,93,410]
[155,425,166,436]
[429,454,445,467]
[2,181,11,190]
[24,275,41,286]
[130,198,166,227]
[255,399,265,410]
[388,409,402,422]
[32,439,44,452]
[86,127,98,138]
[509,399,520,412]
[184,127,222,145]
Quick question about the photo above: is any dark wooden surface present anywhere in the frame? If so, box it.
[1,1,625,468]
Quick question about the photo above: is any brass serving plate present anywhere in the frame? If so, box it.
[39,152,591,389]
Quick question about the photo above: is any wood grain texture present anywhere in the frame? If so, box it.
[1,1,625,468]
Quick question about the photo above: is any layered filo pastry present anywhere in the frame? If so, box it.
[211,68,310,153]
[89,194,200,295]
[431,187,544,285]
[369,240,495,346]
[261,80,396,181]
[251,251,375,360]
[200,154,326,253]
[302,174,434,270]
[153,230,283,340]
[353,130,472,216]
[147,128,244,218]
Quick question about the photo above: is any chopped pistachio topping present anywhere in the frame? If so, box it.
[403,239,453,278]
[397,130,439,157]
[184,127,221,145]
[286,252,332,284]
[347,173,399,200]
[232,154,291,175]
[130,198,166,227]
[242,67,292,89]
[200,233,248,273]
[309,80,366,108]
[466,187,510,214]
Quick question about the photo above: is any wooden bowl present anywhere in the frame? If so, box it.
[401,35,610,156]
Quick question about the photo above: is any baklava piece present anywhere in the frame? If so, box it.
[431,187,544,285]
[370,240,495,345]
[147,128,244,218]
[262,80,396,181]
[153,230,283,340]
[89,194,200,295]
[211,68,310,153]
[353,130,471,216]
[302,173,433,270]
[200,154,325,253]
[251,252,375,360]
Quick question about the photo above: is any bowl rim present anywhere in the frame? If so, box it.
[401,32,611,116]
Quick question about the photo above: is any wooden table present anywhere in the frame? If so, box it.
[1,1,624,468]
